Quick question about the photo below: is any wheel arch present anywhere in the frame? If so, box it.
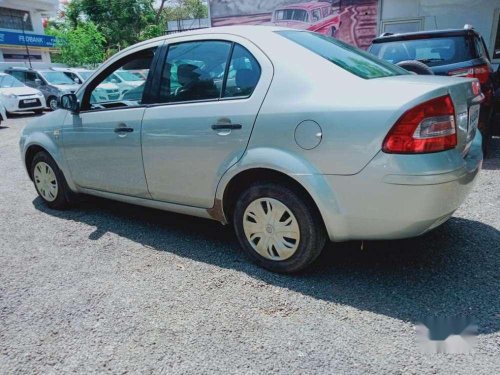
[25,144,49,179]
[23,137,74,191]
[219,167,331,239]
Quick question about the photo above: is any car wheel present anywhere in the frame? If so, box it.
[480,108,494,158]
[31,151,75,209]
[48,97,58,111]
[233,182,326,273]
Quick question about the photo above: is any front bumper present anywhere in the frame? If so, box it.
[300,132,483,242]
[4,96,45,112]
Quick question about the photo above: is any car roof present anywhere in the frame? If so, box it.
[274,2,328,11]
[372,28,480,43]
[119,25,294,52]
[6,67,53,72]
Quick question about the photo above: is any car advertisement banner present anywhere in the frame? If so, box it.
[209,0,379,49]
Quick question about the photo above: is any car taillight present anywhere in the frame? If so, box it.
[448,64,490,85]
[471,80,481,96]
[382,95,457,154]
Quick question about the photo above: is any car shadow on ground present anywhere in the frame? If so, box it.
[33,194,500,335]
[483,136,500,170]
[6,111,46,120]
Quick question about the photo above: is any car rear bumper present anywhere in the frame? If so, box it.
[300,132,483,242]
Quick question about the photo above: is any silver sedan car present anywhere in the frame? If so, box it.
[19,26,483,273]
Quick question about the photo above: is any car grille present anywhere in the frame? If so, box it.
[19,99,41,108]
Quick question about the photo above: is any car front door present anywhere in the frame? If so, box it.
[62,44,160,197]
[141,35,273,208]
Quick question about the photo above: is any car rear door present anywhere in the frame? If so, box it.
[141,34,273,208]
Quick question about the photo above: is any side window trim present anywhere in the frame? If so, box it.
[220,42,236,101]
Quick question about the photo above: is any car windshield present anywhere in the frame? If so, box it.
[0,74,24,88]
[116,70,143,82]
[278,30,408,79]
[275,9,308,22]
[79,71,94,81]
[369,36,477,66]
[40,71,75,85]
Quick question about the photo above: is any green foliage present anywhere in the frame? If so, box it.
[46,21,106,67]
[47,0,210,64]
[66,0,157,50]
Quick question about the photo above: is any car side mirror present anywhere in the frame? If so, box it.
[59,93,80,114]
[34,78,43,86]
[74,78,82,84]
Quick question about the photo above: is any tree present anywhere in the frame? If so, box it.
[46,21,106,67]
[66,0,157,50]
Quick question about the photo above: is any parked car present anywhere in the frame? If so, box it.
[54,68,122,102]
[0,98,6,125]
[270,2,341,36]
[4,67,80,111]
[368,26,496,156]
[0,73,45,115]
[104,70,145,98]
[20,27,483,273]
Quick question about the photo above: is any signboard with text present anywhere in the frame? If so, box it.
[0,30,56,48]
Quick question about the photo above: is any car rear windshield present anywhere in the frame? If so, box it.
[277,30,408,79]
[369,36,477,67]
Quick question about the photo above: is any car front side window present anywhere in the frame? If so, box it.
[82,47,156,111]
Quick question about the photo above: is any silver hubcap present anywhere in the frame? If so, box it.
[33,162,58,202]
[49,98,58,110]
[243,198,300,261]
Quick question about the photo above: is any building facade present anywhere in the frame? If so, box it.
[378,0,500,64]
[208,0,500,64]
[0,0,59,64]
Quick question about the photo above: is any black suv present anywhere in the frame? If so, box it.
[368,27,496,156]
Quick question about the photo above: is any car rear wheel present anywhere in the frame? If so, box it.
[31,151,74,209]
[233,182,326,273]
[48,96,58,111]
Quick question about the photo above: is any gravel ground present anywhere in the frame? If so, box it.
[0,114,499,374]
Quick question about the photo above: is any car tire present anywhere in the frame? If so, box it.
[396,60,434,75]
[31,151,75,209]
[480,108,495,158]
[48,96,58,111]
[233,182,326,273]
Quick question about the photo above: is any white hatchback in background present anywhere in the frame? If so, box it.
[0,73,45,115]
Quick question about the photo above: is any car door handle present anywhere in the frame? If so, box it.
[114,126,134,133]
[211,124,242,130]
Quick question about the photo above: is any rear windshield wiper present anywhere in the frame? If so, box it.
[416,58,444,63]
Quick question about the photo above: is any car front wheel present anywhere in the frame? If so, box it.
[31,151,74,209]
[48,97,58,111]
[233,182,326,273]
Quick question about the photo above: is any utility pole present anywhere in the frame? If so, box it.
[22,13,32,69]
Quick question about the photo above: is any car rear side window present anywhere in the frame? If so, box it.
[223,44,261,98]
[369,36,477,66]
[277,30,407,79]
[157,40,232,103]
